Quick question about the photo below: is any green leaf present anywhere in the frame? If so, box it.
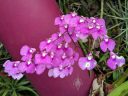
[17,86,38,96]
[99,52,109,63]
[17,81,30,86]
[113,71,119,81]
[2,90,8,96]
[108,81,128,96]
[12,90,17,96]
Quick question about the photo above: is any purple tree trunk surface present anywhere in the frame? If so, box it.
[0,0,94,96]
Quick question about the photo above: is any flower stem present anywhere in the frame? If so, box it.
[78,40,87,55]
[100,0,104,18]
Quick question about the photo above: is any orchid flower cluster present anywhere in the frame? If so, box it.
[3,12,125,80]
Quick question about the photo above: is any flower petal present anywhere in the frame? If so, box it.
[20,45,30,56]
[116,56,125,67]
[107,58,116,70]
[108,39,116,52]
[100,41,107,52]
[78,57,87,70]
[35,64,45,75]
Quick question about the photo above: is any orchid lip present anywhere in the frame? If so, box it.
[58,33,62,37]
[72,12,77,17]
[92,19,96,23]
[59,65,63,70]
[96,25,100,29]
[42,51,47,57]
[64,43,68,48]
[88,25,93,29]
[104,38,109,42]
[111,55,116,59]
[13,61,20,67]
[13,63,18,67]
[50,52,54,58]
[62,53,67,59]
[27,60,31,65]
[64,24,68,28]
[87,56,93,60]
[29,48,36,53]
[79,18,84,23]
[58,43,62,48]
[47,39,52,43]
[60,15,64,20]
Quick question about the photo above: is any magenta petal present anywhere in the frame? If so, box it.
[3,60,13,71]
[26,64,35,73]
[69,16,79,27]
[74,53,79,61]
[64,33,71,43]
[52,58,62,67]
[88,59,97,70]
[96,19,105,26]
[51,33,58,41]
[53,68,60,78]
[100,41,107,52]
[18,62,27,73]
[107,58,116,70]
[64,14,71,24]
[66,48,73,57]
[91,32,99,40]
[48,69,53,77]
[59,27,66,33]
[54,17,61,25]
[78,57,87,70]
[34,54,43,64]
[108,39,116,52]
[43,56,52,64]
[68,67,73,75]
[39,41,46,51]
[35,64,45,75]
[12,73,24,80]
[60,70,66,78]
[116,56,125,67]
[20,45,30,56]
[21,55,32,61]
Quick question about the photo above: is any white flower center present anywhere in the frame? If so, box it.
[64,24,68,28]
[58,43,63,48]
[92,19,96,23]
[27,60,31,65]
[58,33,62,37]
[96,25,100,29]
[64,43,68,48]
[79,18,84,23]
[47,39,52,43]
[85,62,90,68]
[29,48,36,53]
[62,53,66,59]
[60,15,64,20]
[42,51,47,57]
[13,63,17,67]
[50,52,54,58]
[72,12,77,17]
[59,65,63,70]
[88,25,93,29]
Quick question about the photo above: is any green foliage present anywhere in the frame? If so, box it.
[0,76,38,96]
[108,80,128,96]
[0,43,11,65]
